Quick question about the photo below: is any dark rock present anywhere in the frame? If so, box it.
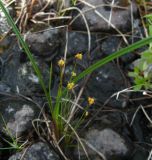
[100,35,138,64]
[120,52,138,65]
[0,81,11,92]
[8,142,60,160]
[25,28,61,57]
[132,149,148,160]
[71,0,138,32]
[64,31,97,56]
[75,128,130,160]
[101,36,121,55]
[130,112,144,142]
[63,58,88,83]
[86,62,129,108]
[92,112,126,130]
[0,100,39,137]
[1,48,50,95]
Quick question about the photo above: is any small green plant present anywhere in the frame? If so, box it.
[129,49,152,90]
[0,116,27,152]
[129,13,152,90]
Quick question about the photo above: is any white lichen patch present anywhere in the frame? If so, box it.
[6,105,15,113]
[18,64,28,76]
[0,10,10,34]
[28,74,39,83]
[99,71,109,79]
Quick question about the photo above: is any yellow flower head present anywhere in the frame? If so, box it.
[58,59,65,67]
[88,97,95,106]
[71,71,76,77]
[75,53,83,60]
[67,82,75,90]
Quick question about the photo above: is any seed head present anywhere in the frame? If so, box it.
[67,82,75,90]
[75,53,83,60]
[58,59,65,67]
[88,97,95,106]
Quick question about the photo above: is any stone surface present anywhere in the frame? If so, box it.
[86,128,129,155]
[8,142,60,160]
[0,81,11,92]
[76,128,130,160]
[101,36,121,55]
[91,112,126,130]
[0,100,39,137]
[71,0,138,32]
[65,31,97,56]
[1,46,50,95]
[86,62,128,108]
[100,35,138,64]
[132,149,148,160]
[25,28,61,57]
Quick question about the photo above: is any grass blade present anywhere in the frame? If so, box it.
[74,37,152,82]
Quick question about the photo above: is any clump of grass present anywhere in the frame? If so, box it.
[1,0,152,158]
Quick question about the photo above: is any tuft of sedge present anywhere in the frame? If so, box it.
[75,53,83,60]
[88,97,95,106]
[58,59,65,67]
[67,82,75,90]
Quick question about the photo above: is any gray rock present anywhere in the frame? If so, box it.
[87,129,129,158]
[0,100,39,137]
[72,0,138,32]
[25,28,61,56]
[75,128,130,160]
[86,62,128,108]
[8,142,60,160]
